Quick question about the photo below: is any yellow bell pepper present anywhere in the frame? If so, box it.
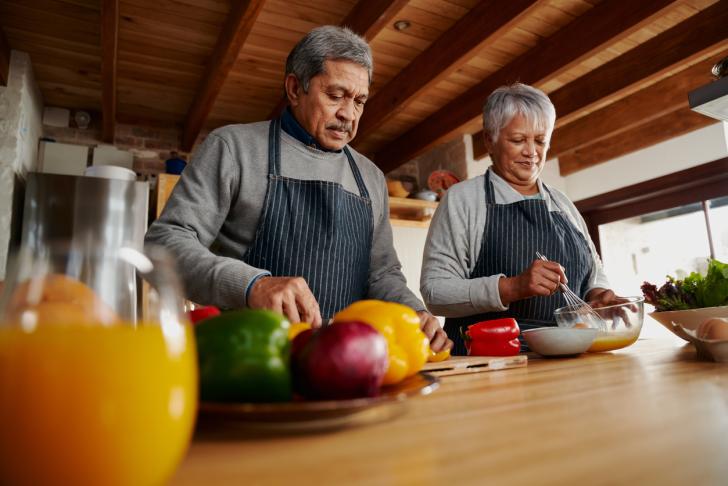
[428,348,451,363]
[333,300,430,385]
[288,322,311,340]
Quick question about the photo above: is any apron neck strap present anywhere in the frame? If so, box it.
[343,146,370,199]
[484,168,563,210]
[269,118,370,199]
[268,118,282,176]
[483,170,496,205]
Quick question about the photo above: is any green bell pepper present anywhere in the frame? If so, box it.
[194,309,292,402]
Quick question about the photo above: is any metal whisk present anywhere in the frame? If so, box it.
[535,252,606,331]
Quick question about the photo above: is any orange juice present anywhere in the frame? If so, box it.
[588,331,638,352]
[0,322,197,486]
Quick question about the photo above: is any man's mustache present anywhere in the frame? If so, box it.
[326,122,353,132]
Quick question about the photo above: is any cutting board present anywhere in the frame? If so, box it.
[422,355,527,376]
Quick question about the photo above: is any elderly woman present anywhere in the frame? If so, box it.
[421,83,619,355]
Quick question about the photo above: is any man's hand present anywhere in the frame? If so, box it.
[248,276,323,328]
[417,310,453,353]
[499,259,567,305]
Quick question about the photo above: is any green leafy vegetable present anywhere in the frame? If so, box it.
[641,258,728,311]
[697,259,728,308]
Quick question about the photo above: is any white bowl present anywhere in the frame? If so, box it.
[413,190,438,201]
[522,327,598,357]
[649,306,728,341]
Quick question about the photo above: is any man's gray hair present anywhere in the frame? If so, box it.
[482,83,556,144]
[285,25,373,92]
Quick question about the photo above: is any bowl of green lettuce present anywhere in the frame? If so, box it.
[641,259,728,341]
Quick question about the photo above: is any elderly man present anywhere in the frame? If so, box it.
[146,26,451,352]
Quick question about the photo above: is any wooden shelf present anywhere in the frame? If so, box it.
[388,196,438,226]
[389,196,438,210]
[390,218,432,228]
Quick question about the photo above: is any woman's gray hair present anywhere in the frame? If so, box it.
[285,26,373,92]
[482,83,556,144]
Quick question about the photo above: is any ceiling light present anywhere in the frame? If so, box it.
[394,20,411,32]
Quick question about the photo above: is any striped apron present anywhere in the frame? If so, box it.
[444,171,593,355]
[243,119,373,320]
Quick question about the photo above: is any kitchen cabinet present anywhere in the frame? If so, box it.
[37,141,88,176]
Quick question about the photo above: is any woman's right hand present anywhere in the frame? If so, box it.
[498,259,568,306]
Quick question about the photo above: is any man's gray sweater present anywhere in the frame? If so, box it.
[145,121,423,312]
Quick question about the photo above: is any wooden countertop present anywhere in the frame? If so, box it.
[171,336,728,485]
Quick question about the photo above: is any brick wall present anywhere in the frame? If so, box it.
[386,135,479,194]
[41,116,206,179]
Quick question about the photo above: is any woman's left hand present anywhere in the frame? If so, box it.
[586,288,622,308]
[586,288,638,327]
[586,288,636,308]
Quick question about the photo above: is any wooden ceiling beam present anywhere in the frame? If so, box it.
[549,54,725,157]
[574,157,728,215]
[181,0,266,151]
[557,108,715,176]
[356,0,540,139]
[371,0,678,173]
[0,27,10,87]
[266,0,408,120]
[340,0,409,40]
[548,2,728,127]
[101,0,118,143]
[469,2,728,168]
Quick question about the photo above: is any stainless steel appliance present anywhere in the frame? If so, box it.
[18,172,149,318]
[20,172,148,252]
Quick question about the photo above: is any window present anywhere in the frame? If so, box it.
[599,201,715,296]
[707,195,728,261]
[576,157,728,338]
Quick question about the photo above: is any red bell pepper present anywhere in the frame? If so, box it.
[188,306,221,325]
[462,318,520,356]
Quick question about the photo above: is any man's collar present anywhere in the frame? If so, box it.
[280,107,342,153]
